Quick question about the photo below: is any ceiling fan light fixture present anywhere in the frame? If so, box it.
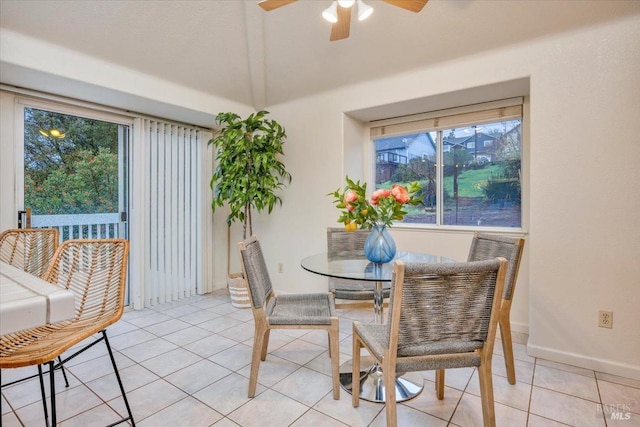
[357,0,373,21]
[337,0,355,7]
[322,1,339,23]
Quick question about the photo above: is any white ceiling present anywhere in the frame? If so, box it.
[1,0,640,111]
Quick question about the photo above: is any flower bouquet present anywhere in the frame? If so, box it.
[329,176,422,231]
[329,177,422,263]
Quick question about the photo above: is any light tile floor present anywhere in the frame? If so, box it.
[1,290,638,426]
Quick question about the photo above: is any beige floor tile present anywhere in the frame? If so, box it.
[67,352,135,383]
[403,380,463,421]
[596,371,640,389]
[466,370,532,411]
[208,343,254,372]
[597,379,640,414]
[183,333,237,358]
[192,372,265,416]
[58,403,125,427]
[450,391,528,427]
[137,396,223,426]
[162,323,216,346]
[217,321,256,342]
[1,410,24,427]
[86,363,159,401]
[164,359,232,395]
[271,338,327,365]
[371,404,449,426]
[529,386,606,427]
[126,311,173,328]
[109,378,187,421]
[526,413,573,426]
[108,328,157,351]
[313,388,383,427]
[491,353,535,385]
[15,384,103,426]
[421,367,476,391]
[271,366,335,406]
[228,389,308,427]
[236,354,300,388]
[140,347,204,377]
[533,364,600,402]
[196,315,243,334]
[4,292,640,427]
[290,408,349,426]
[536,358,596,378]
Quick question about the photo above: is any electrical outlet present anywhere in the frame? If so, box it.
[278,263,284,274]
[598,310,613,329]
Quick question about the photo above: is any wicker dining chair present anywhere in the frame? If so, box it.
[467,232,525,384]
[326,227,390,309]
[238,235,340,399]
[0,239,135,427]
[352,258,506,427]
[0,228,59,278]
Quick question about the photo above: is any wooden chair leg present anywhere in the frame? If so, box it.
[499,314,516,384]
[477,362,496,427]
[260,328,271,361]
[352,329,362,407]
[383,360,398,427]
[329,320,340,399]
[435,369,445,400]
[249,325,266,397]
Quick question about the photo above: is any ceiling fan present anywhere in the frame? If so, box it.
[258,0,429,41]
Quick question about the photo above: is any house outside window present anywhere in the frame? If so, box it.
[371,99,523,229]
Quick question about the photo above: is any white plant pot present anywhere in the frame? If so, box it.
[227,272,251,308]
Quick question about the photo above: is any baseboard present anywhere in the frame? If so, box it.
[510,320,529,335]
[527,342,640,381]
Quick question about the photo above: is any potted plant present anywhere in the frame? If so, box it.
[209,110,292,307]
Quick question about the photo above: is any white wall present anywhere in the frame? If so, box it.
[1,15,638,380]
[258,15,640,380]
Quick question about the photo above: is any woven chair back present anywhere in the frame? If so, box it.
[467,233,524,300]
[45,239,129,323]
[389,259,502,357]
[239,236,273,309]
[327,227,368,260]
[0,228,59,278]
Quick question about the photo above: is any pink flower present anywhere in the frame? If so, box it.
[343,189,357,211]
[370,189,391,206]
[391,184,410,204]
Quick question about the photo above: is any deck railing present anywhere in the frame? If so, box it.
[32,213,121,243]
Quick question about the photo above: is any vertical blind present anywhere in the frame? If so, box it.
[144,120,203,307]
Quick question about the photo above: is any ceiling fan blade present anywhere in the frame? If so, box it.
[382,0,429,13]
[330,5,351,41]
[258,0,297,12]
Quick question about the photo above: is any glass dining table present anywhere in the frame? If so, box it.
[300,251,456,403]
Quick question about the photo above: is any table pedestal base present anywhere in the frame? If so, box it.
[339,356,423,403]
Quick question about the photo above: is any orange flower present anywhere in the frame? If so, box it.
[391,184,410,204]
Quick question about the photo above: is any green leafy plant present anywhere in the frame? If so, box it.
[208,110,292,239]
[329,176,421,230]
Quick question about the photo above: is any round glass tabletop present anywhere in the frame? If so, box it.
[300,251,456,282]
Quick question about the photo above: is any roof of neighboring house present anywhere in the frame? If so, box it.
[376,133,435,152]
[444,132,497,146]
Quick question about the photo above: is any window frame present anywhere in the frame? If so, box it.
[367,98,526,233]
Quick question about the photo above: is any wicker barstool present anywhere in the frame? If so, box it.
[0,239,135,427]
[0,228,59,278]
[352,258,507,427]
[326,227,390,308]
[238,235,340,399]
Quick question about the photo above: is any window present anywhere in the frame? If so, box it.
[371,99,523,228]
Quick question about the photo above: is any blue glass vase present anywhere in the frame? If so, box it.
[364,225,396,264]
